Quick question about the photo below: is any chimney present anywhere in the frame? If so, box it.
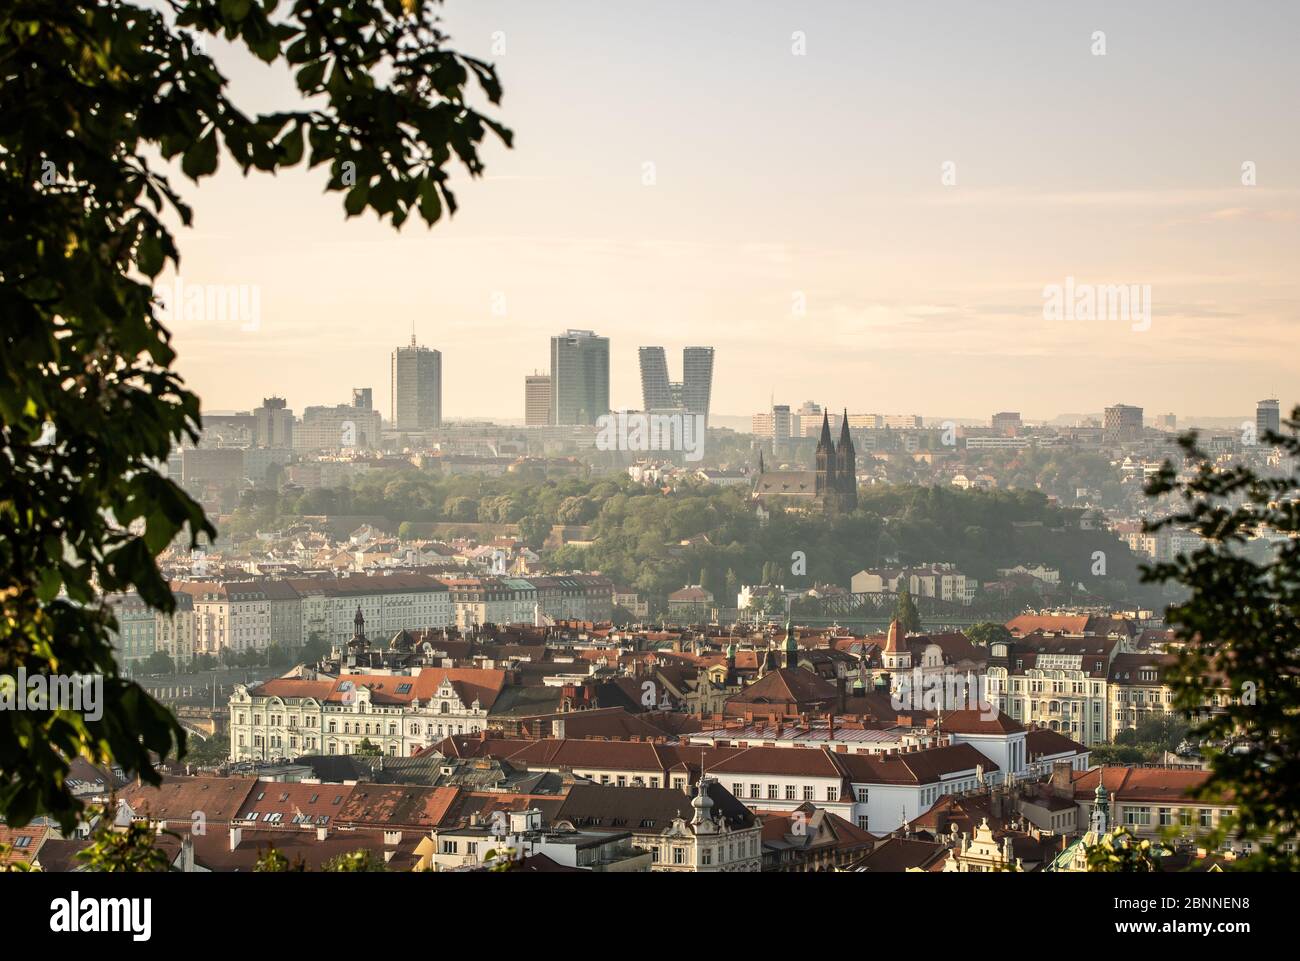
[228,826,242,851]
[316,825,328,841]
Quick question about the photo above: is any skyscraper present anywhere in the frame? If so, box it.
[1257,398,1280,439]
[639,345,715,424]
[252,396,293,449]
[638,347,673,411]
[391,335,442,430]
[550,329,609,425]
[682,346,715,424]
[525,373,552,426]
[352,387,373,410]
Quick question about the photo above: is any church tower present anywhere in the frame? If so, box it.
[815,410,837,497]
[881,617,911,672]
[835,409,857,511]
[782,619,799,670]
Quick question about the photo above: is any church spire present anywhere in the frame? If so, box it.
[835,408,857,511]
[818,410,834,448]
[815,408,836,497]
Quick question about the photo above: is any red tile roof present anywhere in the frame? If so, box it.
[120,775,258,824]
[1070,766,1219,803]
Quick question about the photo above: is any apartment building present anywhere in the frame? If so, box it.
[984,634,1121,746]
[556,779,761,872]
[228,667,507,762]
[850,564,977,605]
[1108,653,1178,736]
[432,735,1005,835]
[288,573,453,647]
[175,581,274,655]
[103,592,159,668]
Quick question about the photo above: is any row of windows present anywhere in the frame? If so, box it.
[1122,806,1233,828]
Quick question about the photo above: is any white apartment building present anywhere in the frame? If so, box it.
[228,666,505,762]
[850,564,977,606]
[985,635,1120,746]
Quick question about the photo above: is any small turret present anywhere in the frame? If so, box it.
[691,776,717,832]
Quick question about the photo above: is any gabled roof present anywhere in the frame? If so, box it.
[727,667,839,706]
[1024,728,1088,759]
[851,836,949,872]
[335,785,461,830]
[1069,766,1218,803]
[936,709,1025,735]
[233,780,356,827]
[557,782,754,834]
[120,775,258,823]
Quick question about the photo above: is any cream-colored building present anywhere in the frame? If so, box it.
[156,591,196,664]
[985,635,1119,746]
[176,581,273,655]
[228,666,505,762]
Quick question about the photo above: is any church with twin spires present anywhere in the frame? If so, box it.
[752,409,858,513]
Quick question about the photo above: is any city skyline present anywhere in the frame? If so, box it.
[152,0,1298,422]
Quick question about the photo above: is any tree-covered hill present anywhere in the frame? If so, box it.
[223,473,1161,613]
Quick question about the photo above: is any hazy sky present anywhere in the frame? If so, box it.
[161,0,1298,423]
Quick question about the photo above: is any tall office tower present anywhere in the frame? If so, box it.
[638,347,673,411]
[640,345,715,424]
[352,387,373,410]
[1156,413,1177,432]
[1103,403,1144,441]
[681,346,715,424]
[1257,398,1281,439]
[391,335,442,430]
[252,396,294,449]
[991,411,1022,436]
[525,373,553,426]
[550,329,609,425]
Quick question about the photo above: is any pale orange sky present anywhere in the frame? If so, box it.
[159,1,1298,423]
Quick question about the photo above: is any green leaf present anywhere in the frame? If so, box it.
[181,130,219,180]
[297,59,326,92]
[418,178,442,223]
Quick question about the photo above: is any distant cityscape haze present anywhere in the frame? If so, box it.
[155,1,1298,423]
